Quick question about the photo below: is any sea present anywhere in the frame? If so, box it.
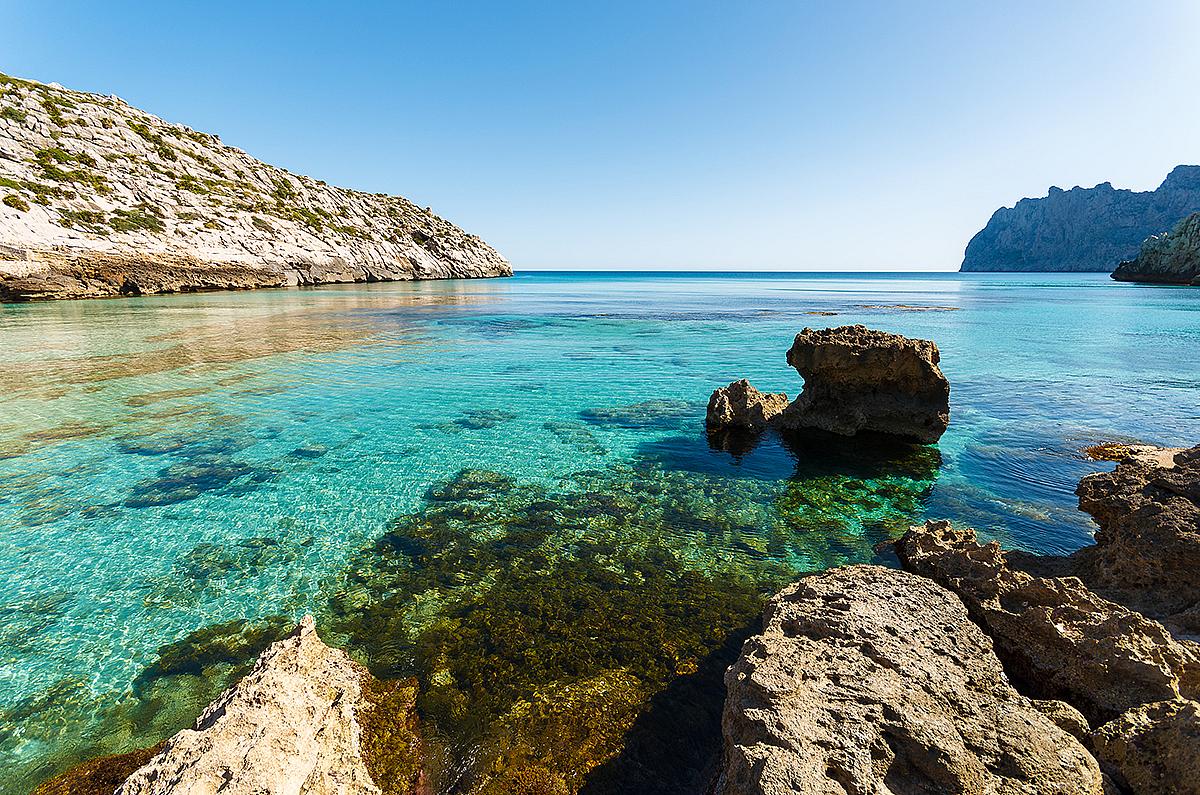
[1,271,1196,793]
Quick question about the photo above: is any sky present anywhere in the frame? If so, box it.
[5,1,1200,271]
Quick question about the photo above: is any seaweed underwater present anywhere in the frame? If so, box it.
[321,430,941,793]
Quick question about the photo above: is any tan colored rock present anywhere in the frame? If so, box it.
[896,520,1200,723]
[778,325,950,443]
[1092,699,1200,795]
[1074,444,1200,630]
[118,616,383,795]
[717,565,1102,795]
[705,379,788,432]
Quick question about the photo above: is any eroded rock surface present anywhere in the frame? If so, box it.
[118,616,396,795]
[896,520,1200,723]
[705,379,788,432]
[1112,211,1200,285]
[778,325,950,443]
[0,71,510,301]
[717,565,1101,795]
[1092,699,1200,795]
[1074,444,1200,630]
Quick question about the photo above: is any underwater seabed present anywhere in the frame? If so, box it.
[13,427,941,794]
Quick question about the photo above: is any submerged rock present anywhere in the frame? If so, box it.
[705,379,788,432]
[716,565,1101,795]
[1091,699,1200,795]
[1112,211,1200,285]
[778,325,950,443]
[896,520,1200,723]
[1074,444,1200,630]
[116,616,421,795]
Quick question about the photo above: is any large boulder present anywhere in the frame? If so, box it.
[778,325,950,443]
[705,379,788,432]
[716,565,1102,795]
[115,616,421,795]
[896,521,1200,724]
[1074,444,1200,630]
[1092,699,1200,795]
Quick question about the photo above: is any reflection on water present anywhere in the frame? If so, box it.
[0,272,1197,793]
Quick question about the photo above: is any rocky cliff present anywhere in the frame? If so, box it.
[960,166,1200,272]
[1112,212,1200,285]
[0,71,511,301]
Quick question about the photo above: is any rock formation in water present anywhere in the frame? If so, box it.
[0,71,510,301]
[705,379,788,432]
[896,520,1200,724]
[960,165,1200,272]
[38,617,425,795]
[778,325,950,443]
[716,565,1103,795]
[1112,212,1200,285]
[1074,443,1200,632]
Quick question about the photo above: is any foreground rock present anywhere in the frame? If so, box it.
[1092,699,1200,795]
[42,617,425,795]
[717,565,1101,795]
[0,71,510,301]
[1074,444,1200,630]
[1112,212,1200,285]
[118,617,382,794]
[778,325,950,443]
[960,165,1200,272]
[705,379,788,432]
[897,521,1200,724]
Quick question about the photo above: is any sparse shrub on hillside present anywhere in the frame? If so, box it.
[3,194,29,212]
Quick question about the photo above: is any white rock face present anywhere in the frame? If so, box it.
[118,616,381,795]
[0,71,510,300]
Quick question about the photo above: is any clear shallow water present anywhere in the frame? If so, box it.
[0,271,1196,792]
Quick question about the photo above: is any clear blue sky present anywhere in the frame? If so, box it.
[6,1,1199,270]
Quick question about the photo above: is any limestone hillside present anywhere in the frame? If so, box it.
[959,165,1200,272]
[0,71,511,301]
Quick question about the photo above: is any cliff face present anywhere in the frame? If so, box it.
[960,166,1200,272]
[0,72,511,301]
[1112,212,1200,285]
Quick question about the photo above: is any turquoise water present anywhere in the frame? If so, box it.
[1,271,1197,792]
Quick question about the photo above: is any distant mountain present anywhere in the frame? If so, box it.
[959,166,1200,272]
[1112,211,1200,285]
[0,72,510,301]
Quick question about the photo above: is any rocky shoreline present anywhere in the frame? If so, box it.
[1112,212,1200,285]
[36,328,1200,794]
[0,72,510,302]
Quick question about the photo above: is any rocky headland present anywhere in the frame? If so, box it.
[0,72,510,301]
[708,325,950,445]
[1112,212,1200,285]
[960,165,1200,272]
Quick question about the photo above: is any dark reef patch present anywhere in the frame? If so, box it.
[326,446,938,791]
[579,399,700,430]
[124,453,276,507]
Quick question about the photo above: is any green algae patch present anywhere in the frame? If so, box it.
[359,676,427,795]
[328,446,938,792]
[31,742,164,795]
